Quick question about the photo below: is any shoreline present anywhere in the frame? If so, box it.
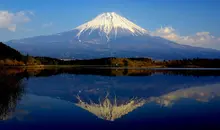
[1,65,220,70]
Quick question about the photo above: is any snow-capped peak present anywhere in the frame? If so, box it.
[75,12,148,41]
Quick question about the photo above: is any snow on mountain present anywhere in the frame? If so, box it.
[6,12,220,59]
[75,12,148,41]
[8,12,148,44]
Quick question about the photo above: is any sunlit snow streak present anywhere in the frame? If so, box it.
[75,12,148,40]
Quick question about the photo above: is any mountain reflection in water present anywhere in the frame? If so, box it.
[75,93,146,121]
[1,68,220,129]
[74,83,220,121]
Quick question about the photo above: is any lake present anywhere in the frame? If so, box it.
[0,68,220,130]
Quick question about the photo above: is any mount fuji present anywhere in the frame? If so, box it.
[7,12,220,59]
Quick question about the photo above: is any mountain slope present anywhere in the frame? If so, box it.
[0,42,23,61]
[6,12,220,60]
[0,42,42,66]
[75,12,147,42]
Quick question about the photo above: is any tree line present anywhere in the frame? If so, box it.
[1,42,220,68]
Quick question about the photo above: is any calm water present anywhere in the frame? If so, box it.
[1,69,220,130]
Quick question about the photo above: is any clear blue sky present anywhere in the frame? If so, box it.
[0,0,220,42]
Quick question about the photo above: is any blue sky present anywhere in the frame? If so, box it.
[0,0,220,49]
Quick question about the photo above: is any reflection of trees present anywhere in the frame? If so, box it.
[30,68,220,77]
[0,71,25,120]
[75,93,147,121]
[2,67,220,77]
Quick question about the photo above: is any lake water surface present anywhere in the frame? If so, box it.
[0,69,220,130]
